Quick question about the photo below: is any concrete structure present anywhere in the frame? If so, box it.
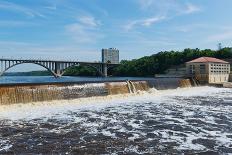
[102,48,119,64]
[165,67,186,76]
[0,58,118,77]
[186,57,230,84]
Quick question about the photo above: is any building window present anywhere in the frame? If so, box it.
[189,65,195,74]
[200,64,206,74]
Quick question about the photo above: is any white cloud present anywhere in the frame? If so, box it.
[0,1,44,18]
[78,16,101,27]
[126,0,201,31]
[124,15,166,30]
[44,5,57,11]
[138,0,155,9]
[65,23,96,43]
[142,16,166,26]
[138,0,201,14]
[65,15,103,43]
[184,3,201,14]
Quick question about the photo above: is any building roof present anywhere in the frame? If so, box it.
[186,57,229,64]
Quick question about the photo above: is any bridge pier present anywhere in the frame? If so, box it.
[54,62,62,77]
[103,64,108,77]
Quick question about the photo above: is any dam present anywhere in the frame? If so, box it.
[0,77,192,105]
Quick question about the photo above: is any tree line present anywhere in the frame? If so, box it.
[64,47,232,77]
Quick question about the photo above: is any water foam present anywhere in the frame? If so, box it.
[0,86,230,121]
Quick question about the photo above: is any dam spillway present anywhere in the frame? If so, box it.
[0,78,192,105]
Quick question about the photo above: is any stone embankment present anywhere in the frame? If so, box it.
[0,78,192,105]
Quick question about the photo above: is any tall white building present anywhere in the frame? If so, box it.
[102,48,119,64]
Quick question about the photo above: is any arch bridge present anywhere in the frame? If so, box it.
[0,58,119,77]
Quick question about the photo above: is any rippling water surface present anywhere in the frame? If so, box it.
[0,87,232,154]
[0,76,155,84]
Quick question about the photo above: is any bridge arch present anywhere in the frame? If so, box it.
[0,62,57,77]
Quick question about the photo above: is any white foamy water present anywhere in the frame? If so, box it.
[0,86,232,154]
[0,86,228,120]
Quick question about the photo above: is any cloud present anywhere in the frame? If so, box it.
[138,0,201,14]
[78,16,101,27]
[65,15,103,43]
[138,0,155,9]
[44,5,57,11]
[126,0,201,31]
[142,16,166,26]
[65,24,97,43]
[124,15,166,30]
[137,0,201,16]
[0,1,44,18]
[184,3,201,14]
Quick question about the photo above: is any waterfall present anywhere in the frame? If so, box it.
[126,80,133,93]
[0,79,186,105]
[191,78,199,86]
[126,80,137,93]
[179,79,192,88]
[131,81,137,93]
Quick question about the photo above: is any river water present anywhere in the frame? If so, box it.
[0,76,155,84]
[0,86,232,154]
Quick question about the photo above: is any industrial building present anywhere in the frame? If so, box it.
[186,57,230,84]
[102,48,119,64]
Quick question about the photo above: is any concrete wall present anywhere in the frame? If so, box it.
[209,74,230,83]
[230,74,232,82]
[147,78,189,90]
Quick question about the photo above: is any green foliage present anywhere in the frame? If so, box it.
[112,47,232,77]
[62,47,232,77]
[64,66,99,76]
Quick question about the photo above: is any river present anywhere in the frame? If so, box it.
[0,86,232,154]
[0,76,155,84]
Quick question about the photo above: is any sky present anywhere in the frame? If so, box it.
[0,0,232,67]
